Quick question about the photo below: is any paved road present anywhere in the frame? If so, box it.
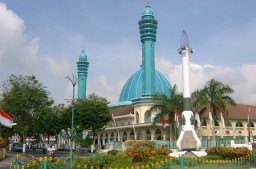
[0,149,70,169]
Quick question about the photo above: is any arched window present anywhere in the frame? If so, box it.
[123,131,127,141]
[248,121,254,128]
[155,128,162,140]
[236,121,243,127]
[214,120,219,126]
[146,129,151,140]
[130,131,135,140]
[225,120,232,127]
[144,111,151,123]
[202,119,207,126]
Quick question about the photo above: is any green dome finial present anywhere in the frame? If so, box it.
[142,5,154,17]
[79,49,87,60]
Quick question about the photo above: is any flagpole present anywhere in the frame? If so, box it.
[247,106,251,143]
[130,113,136,140]
[112,114,120,141]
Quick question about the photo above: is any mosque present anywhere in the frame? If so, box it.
[75,5,256,148]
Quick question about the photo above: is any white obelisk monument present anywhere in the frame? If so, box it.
[176,31,201,150]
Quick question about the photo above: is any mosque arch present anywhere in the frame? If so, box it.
[202,119,207,126]
[225,120,232,127]
[248,121,254,128]
[130,131,135,140]
[144,111,151,123]
[136,111,139,124]
[105,133,109,144]
[110,132,114,142]
[155,128,162,140]
[123,131,127,141]
[236,121,243,128]
[214,120,219,126]
[146,129,151,140]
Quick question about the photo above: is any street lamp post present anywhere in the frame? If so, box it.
[66,74,78,169]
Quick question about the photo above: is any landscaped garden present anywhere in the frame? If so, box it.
[10,141,256,169]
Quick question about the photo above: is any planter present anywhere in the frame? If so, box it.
[0,148,6,159]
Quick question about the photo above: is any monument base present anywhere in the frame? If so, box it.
[176,125,201,150]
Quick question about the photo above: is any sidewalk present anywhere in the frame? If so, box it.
[0,151,15,168]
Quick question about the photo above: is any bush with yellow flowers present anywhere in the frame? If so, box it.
[0,137,7,148]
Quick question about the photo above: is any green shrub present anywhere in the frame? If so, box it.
[125,141,172,163]
[107,150,119,155]
[205,146,251,159]
[202,155,223,160]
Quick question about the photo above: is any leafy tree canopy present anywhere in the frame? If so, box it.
[0,75,54,142]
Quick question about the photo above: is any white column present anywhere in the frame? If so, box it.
[181,50,191,98]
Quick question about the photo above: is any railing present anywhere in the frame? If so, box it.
[10,152,256,169]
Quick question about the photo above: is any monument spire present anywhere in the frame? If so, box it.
[176,31,201,151]
[77,49,89,100]
[138,5,158,97]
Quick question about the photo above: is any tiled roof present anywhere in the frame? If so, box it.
[111,103,256,120]
[201,104,256,120]
[111,105,134,116]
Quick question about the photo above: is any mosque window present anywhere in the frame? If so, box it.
[248,121,254,128]
[202,119,207,126]
[214,120,219,126]
[236,121,243,127]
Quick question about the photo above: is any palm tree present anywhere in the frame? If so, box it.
[148,84,183,141]
[191,79,236,140]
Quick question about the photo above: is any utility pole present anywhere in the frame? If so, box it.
[66,74,78,169]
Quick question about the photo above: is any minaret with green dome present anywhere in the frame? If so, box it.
[77,50,89,100]
[139,5,158,97]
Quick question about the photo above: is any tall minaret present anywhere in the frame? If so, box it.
[176,31,201,150]
[138,5,157,97]
[77,49,89,100]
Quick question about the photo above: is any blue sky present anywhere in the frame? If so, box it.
[0,0,256,105]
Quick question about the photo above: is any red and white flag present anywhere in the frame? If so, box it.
[112,114,120,141]
[195,110,201,128]
[175,107,179,128]
[208,107,213,130]
[0,109,16,128]
[162,117,166,128]
[220,107,225,129]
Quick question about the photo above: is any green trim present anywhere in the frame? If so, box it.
[183,98,191,111]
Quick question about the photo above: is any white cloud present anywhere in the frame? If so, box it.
[156,57,256,105]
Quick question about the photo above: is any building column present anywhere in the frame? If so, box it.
[102,133,106,145]
[151,128,156,140]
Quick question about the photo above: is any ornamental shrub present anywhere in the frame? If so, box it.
[125,141,172,163]
[107,149,119,155]
[0,137,7,148]
[205,146,251,159]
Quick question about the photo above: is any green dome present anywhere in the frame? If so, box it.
[79,50,87,60]
[142,5,154,16]
[118,68,172,102]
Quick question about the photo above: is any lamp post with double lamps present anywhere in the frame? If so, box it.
[66,74,78,169]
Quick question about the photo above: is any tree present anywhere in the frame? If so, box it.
[76,99,111,144]
[148,85,183,141]
[32,108,62,144]
[87,93,109,104]
[0,75,53,143]
[59,94,111,146]
[191,79,236,140]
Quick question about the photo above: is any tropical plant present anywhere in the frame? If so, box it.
[148,84,183,140]
[191,79,236,140]
[192,79,236,117]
